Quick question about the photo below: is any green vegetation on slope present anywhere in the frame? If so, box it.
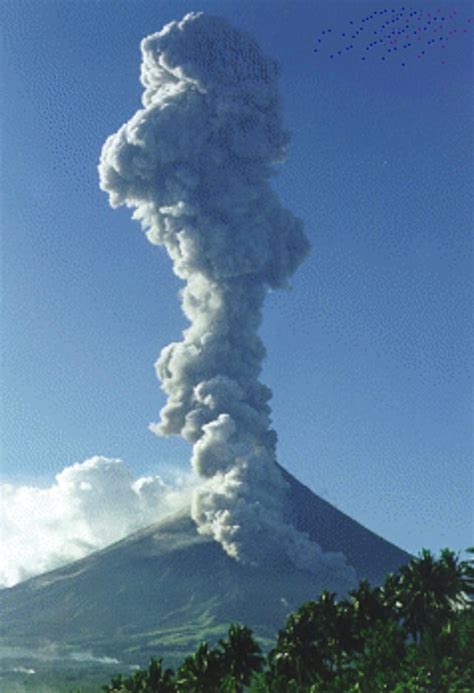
[102,548,474,692]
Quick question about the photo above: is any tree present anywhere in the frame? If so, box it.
[175,642,223,692]
[351,618,407,691]
[349,579,387,630]
[218,624,264,692]
[392,609,474,692]
[460,546,474,602]
[268,590,359,689]
[103,672,128,692]
[103,658,175,692]
[397,548,470,642]
[268,599,322,688]
[146,658,176,692]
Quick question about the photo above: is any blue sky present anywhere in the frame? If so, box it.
[1,0,472,558]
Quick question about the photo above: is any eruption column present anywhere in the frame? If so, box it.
[100,12,353,579]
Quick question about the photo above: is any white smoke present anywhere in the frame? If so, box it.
[0,643,120,665]
[99,12,354,580]
[0,456,194,588]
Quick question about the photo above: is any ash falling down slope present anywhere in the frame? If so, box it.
[99,12,354,583]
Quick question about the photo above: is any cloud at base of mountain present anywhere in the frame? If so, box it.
[0,456,196,587]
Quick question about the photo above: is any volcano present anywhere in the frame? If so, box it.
[1,12,415,693]
[0,467,410,690]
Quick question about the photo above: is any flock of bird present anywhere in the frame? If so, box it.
[314,6,472,66]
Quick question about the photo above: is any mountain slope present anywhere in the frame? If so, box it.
[280,465,409,583]
[0,468,410,685]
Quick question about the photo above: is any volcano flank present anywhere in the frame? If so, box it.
[0,467,410,688]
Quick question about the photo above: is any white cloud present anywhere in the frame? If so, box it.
[0,456,195,588]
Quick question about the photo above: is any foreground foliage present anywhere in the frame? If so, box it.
[103,548,473,692]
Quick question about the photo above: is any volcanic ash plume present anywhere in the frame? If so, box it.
[99,12,354,580]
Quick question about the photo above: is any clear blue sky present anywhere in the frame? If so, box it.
[1,0,472,557]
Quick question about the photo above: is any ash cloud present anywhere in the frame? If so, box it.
[0,457,194,587]
[99,12,354,582]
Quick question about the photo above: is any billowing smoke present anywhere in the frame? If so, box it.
[99,12,353,580]
[0,457,194,587]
